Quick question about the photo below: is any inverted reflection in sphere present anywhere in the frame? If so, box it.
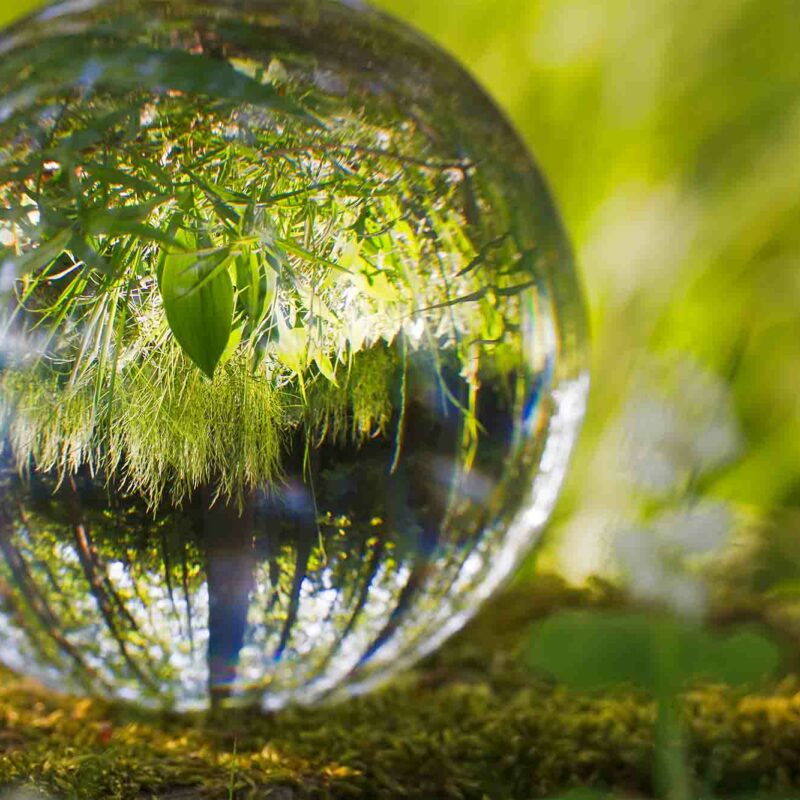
[0,0,588,710]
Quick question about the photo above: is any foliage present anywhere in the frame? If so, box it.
[0,28,526,508]
[359,0,800,582]
[526,610,780,800]
[7,0,800,561]
[527,611,779,695]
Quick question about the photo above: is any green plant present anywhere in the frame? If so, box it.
[526,611,780,800]
[0,38,527,510]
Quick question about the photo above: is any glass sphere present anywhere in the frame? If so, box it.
[0,0,588,710]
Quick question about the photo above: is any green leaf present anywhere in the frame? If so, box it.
[342,241,399,302]
[274,312,308,374]
[527,611,657,692]
[183,168,241,226]
[81,164,161,196]
[82,197,171,239]
[295,280,338,323]
[49,106,142,157]
[183,167,249,205]
[159,230,234,378]
[686,627,780,687]
[104,46,314,121]
[276,238,353,274]
[86,218,183,250]
[526,611,779,693]
[235,250,274,325]
[313,349,338,386]
[218,322,245,369]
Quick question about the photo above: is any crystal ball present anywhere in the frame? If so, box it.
[0,0,588,710]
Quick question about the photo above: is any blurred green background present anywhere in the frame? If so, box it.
[3,0,800,587]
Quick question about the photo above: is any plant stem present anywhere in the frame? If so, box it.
[652,621,692,800]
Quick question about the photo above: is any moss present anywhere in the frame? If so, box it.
[0,576,797,799]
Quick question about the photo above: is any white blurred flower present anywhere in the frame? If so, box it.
[223,123,242,140]
[660,572,709,619]
[652,502,732,556]
[615,528,668,591]
[265,58,288,85]
[374,129,391,149]
[312,68,347,96]
[622,398,684,492]
[619,357,742,494]
[613,501,733,618]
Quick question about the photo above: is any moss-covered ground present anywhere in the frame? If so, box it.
[2,576,800,800]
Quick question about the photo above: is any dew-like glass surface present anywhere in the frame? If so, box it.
[0,0,588,710]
